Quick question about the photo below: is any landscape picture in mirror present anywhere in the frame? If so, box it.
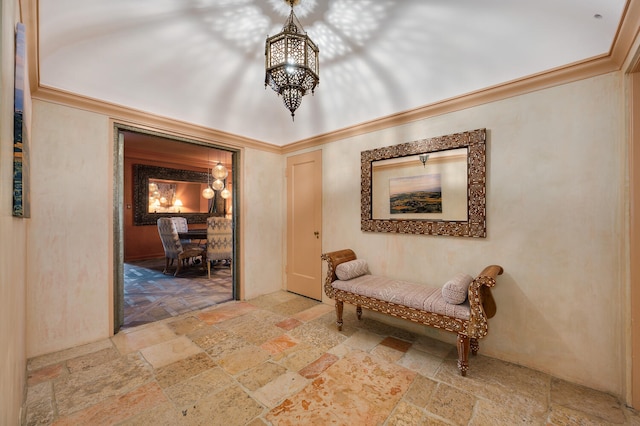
[372,147,468,221]
[361,129,486,237]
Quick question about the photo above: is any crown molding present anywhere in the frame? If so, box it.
[282,54,619,153]
[33,85,281,154]
[22,0,640,154]
[282,0,640,153]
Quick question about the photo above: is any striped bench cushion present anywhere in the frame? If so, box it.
[332,274,470,320]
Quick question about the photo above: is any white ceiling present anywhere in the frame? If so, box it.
[38,0,627,146]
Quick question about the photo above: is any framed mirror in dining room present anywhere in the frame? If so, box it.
[361,128,487,237]
[132,164,226,226]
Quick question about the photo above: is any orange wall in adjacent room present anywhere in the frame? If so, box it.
[123,154,210,261]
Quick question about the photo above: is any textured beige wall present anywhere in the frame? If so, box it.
[21,71,626,398]
[0,0,28,423]
[241,148,285,300]
[317,72,625,395]
[25,101,285,357]
[26,101,112,357]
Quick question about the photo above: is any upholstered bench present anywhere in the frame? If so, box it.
[321,249,503,376]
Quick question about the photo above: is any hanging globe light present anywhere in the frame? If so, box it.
[212,179,225,191]
[212,162,228,180]
[202,186,214,199]
[220,188,231,199]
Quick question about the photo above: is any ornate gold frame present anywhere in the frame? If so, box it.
[361,128,486,237]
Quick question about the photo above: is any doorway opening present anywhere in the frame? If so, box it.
[113,125,239,332]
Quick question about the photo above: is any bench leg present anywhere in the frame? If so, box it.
[457,334,470,376]
[470,338,479,356]
[356,306,362,320]
[335,300,344,331]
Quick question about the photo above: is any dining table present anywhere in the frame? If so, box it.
[178,229,207,241]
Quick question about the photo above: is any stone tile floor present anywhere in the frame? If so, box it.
[23,291,640,425]
[124,258,232,328]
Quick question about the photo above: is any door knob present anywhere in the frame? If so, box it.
[314,231,319,238]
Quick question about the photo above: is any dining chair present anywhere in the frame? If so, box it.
[171,216,191,245]
[206,217,233,279]
[157,217,205,276]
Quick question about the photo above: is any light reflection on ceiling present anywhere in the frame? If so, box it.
[38,0,627,146]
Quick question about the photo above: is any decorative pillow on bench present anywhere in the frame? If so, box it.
[441,273,474,304]
[336,259,369,281]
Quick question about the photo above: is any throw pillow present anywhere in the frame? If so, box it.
[441,273,474,304]
[335,259,369,281]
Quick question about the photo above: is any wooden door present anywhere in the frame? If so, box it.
[287,150,322,300]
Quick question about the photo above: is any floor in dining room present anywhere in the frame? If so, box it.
[23,290,640,425]
[123,257,233,328]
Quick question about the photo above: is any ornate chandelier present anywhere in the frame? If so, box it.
[265,0,319,120]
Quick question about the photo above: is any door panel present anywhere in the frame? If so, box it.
[287,150,322,300]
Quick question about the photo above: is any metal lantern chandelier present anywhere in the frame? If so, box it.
[265,0,319,120]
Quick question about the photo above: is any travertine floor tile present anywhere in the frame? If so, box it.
[260,334,298,355]
[22,290,638,425]
[53,382,167,425]
[167,315,207,335]
[343,329,384,352]
[287,320,346,351]
[397,347,445,377]
[275,317,302,331]
[298,352,339,379]
[370,344,406,363]
[291,302,334,322]
[379,336,412,353]
[111,322,177,355]
[27,339,114,371]
[154,352,217,388]
[53,352,153,416]
[139,335,203,368]
[217,315,285,345]
[435,355,550,417]
[247,291,300,308]
[386,401,431,426]
[197,301,257,324]
[267,351,415,424]
[163,366,235,408]
[426,383,476,424]
[402,374,438,408]
[251,371,308,408]
[66,347,120,373]
[27,363,67,386]
[24,383,55,426]
[470,398,547,425]
[267,297,319,316]
[237,361,288,391]
[117,402,185,425]
[411,334,455,358]
[272,342,326,372]
[550,378,626,424]
[181,385,263,426]
[217,345,271,375]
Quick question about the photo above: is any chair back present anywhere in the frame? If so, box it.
[171,217,190,244]
[157,217,184,259]
[206,217,232,261]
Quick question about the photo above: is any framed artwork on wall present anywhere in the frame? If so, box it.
[13,22,31,218]
[361,128,486,237]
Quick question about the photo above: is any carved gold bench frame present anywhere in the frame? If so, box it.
[322,249,503,376]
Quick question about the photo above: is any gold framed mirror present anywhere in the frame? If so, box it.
[361,128,486,237]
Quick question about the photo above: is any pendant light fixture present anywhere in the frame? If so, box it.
[265,0,319,120]
[202,169,215,200]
